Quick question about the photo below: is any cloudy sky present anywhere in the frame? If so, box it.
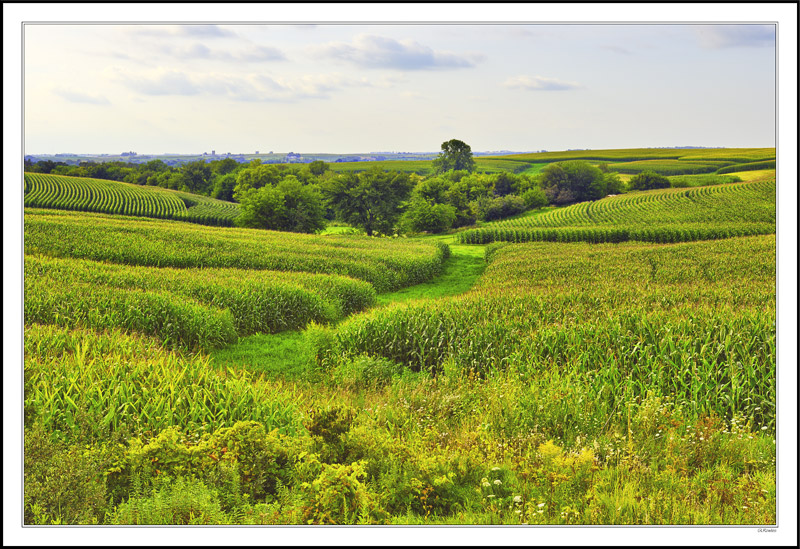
[23,21,778,155]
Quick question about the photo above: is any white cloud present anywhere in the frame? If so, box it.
[118,70,201,96]
[157,43,286,62]
[313,34,483,70]
[503,75,582,91]
[116,69,373,102]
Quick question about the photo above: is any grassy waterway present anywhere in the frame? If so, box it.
[211,239,487,380]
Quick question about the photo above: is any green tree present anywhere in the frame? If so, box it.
[235,185,286,231]
[211,173,238,202]
[322,168,415,236]
[540,160,608,205]
[491,172,516,197]
[432,139,476,174]
[522,187,548,209]
[235,176,326,233]
[180,160,213,195]
[235,160,281,193]
[628,171,671,191]
[308,160,329,177]
[604,172,625,194]
[399,198,457,234]
[276,177,327,233]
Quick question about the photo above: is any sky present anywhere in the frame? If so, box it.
[23,21,777,154]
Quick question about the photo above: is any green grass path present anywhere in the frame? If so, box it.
[210,240,486,380]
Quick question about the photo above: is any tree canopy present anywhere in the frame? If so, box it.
[539,160,610,205]
[432,139,476,174]
[235,176,326,233]
[322,168,415,236]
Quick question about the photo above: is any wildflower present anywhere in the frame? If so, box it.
[513,495,522,504]
[491,466,501,472]
[493,479,502,485]
[537,502,545,508]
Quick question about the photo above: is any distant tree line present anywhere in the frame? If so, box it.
[25,140,639,236]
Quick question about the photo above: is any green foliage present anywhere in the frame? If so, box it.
[308,160,330,176]
[604,172,625,194]
[235,176,327,233]
[432,139,477,174]
[540,160,608,204]
[400,198,458,234]
[629,170,671,191]
[476,194,526,222]
[522,187,548,209]
[24,423,109,524]
[322,168,415,236]
[298,457,387,524]
[108,476,231,525]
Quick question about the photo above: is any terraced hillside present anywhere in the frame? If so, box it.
[24,173,240,226]
[457,180,775,244]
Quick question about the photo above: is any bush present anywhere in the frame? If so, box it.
[400,198,457,234]
[477,194,526,222]
[108,476,231,525]
[298,457,387,524]
[24,424,109,524]
[605,172,626,194]
[108,422,302,508]
[540,161,607,204]
[522,187,548,210]
[629,171,671,191]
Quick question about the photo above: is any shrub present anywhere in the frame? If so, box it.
[477,194,526,222]
[629,171,671,191]
[400,198,457,234]
[540,161,608,203]
[24,424,109,524]
[522,187,548,210]
[108,476,231,525]
[298,457,387,524]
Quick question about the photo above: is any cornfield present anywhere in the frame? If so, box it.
[24,173,240,227]
[457,180,775,244]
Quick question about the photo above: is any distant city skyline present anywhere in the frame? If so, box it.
[23,21,776,155]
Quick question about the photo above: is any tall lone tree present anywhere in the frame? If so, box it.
[432,139,476,174]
